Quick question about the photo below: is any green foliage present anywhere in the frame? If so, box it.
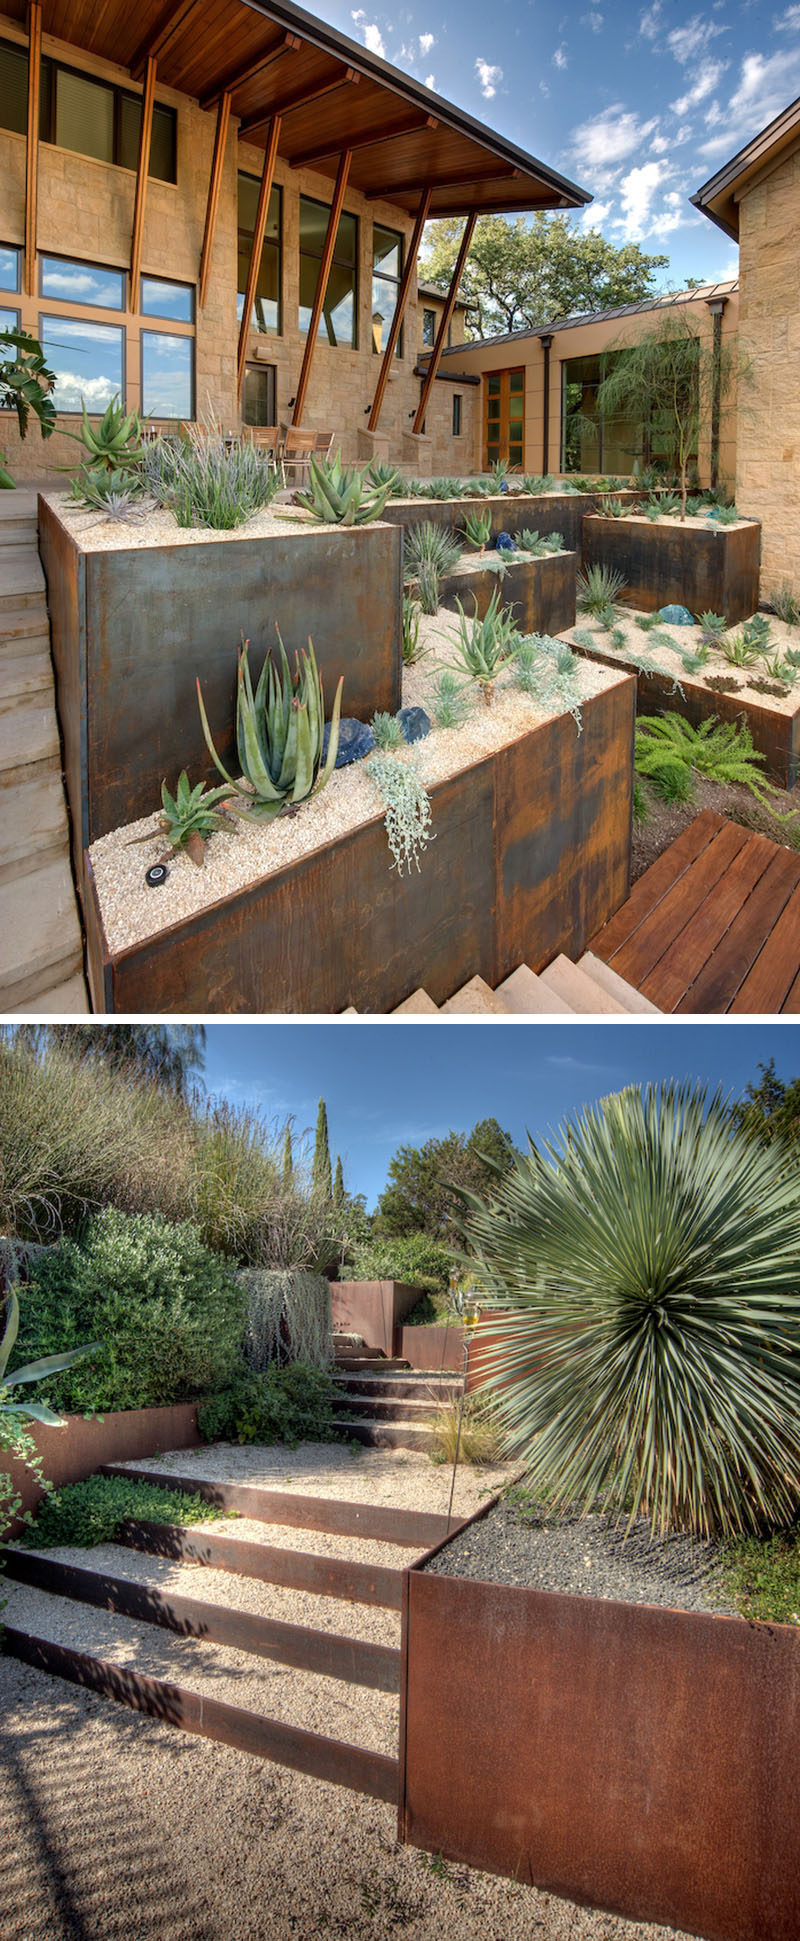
[143,428,280,529]
[698,610,727,644]
[710,504,740,525]
[720,630,763,668]
[428,668,473,730]
[519,474,555,493]
[488,459,511,487]
[312,1099,332,1202]
[515,529,564,555]
[447,588,519,698]
[577,563,627,616]
[365,751,433,874]
[762,654,797,688]
[296,450,393,525]
[634,611,660,632]
[364,460,403,496]
[722,1534,800,1625]
[635,713,778,810]
[374,1118,518,1243]
[460,1079,800,1537]
[198,632,342,822]
[401,597,424,665]
[240,1267,331,1370]
[418,212,667,339]
[425,476,466,500]
[770,583,800,627]
[596,313,735,515]
[415,559,440,615]
[67,466,145,517]
[730,1058,800,1152]
[429,1393,501,1468]
[156,771,236,859]
[403,521,461,581]
[1,1288,99,1456]
[19,1472,228,1550]
[600,495,626,518]
[63,395,143,491]
[370,710,404,751]
[632,778,650,823]
[347,1232,455,1297]
[197,1362,336,1446]
[511,634,584,730]
[460,510,492,550]
[681,647,711,675]
[15,1207,245,1412]
[0,328,56,488]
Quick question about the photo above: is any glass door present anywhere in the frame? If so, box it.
[483,367,525,470]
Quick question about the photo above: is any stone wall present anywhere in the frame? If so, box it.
[735,144,800,596]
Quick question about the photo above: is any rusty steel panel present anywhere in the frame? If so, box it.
[380,491,612,556]
[440,552,576,636]
[400,1567,800,1941]
[581,514,761,624]
[117,1519,404,1609]
[38,495,88,886]
[1,1404,200,1540]
[100,1465,453,1550]
[3,1627,399,1802]
[2,1550,400,1692]
[330,1281,422,1359]
[400,1324,464,1373]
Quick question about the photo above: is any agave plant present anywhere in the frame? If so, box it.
[577,563,627,617]
[1,1288,99,1443]
[197,631,343,821]
[458,1080,800,1538]
[158,772,236,865]
[446,587,519,704]
[296,451,393,526]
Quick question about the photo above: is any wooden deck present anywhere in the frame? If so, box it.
[589,810,800,1013]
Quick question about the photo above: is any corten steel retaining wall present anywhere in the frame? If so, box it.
[38,498,403,873]
[400,1324,464,1373]
[381,490,643,557]
[581,514,761,623]
[330,1282,424,1359]
[570,641,800,789]
[399,1518,800,1941]
[439,552,576,636]
[82,670,636,1013]
[2,1403,201,1538]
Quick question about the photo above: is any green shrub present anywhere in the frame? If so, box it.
[19,1473,228,1549]
[347,1233,453,1297]
[197,1362,336,1445]
[16,1207,245,1412]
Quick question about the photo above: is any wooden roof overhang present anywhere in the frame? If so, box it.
[691,94,800,240]
[4,0,591,219]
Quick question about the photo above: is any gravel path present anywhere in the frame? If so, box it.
[0,1443,692,1941]
[424,1497,736,1616]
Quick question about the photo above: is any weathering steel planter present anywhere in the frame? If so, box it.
[581,511,761,623]
[439,549,576,636]
[330,1281,424,1360]
[38,494,403,874]
[2,1402,201,1538]
[399,1498,800,1941]
[82,667,635,1013]
[381,490,634,558]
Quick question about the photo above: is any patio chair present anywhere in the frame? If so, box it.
[244,425,281,460]
[281,428,317,486]
[313,430,336,461]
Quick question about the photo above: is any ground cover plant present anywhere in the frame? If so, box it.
[15,1471,229,1550]
[197,1362,337,1445]
[634,714,781,813]
[721,1532,800,1625]
[460,1079,800,1538]
[365,751,434,874]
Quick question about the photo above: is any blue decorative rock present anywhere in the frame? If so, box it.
[657,604,695,626]
[398,705,431,744]
[323,717,375,767]
[495,531,517,552]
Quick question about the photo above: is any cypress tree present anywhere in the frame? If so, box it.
[312,1098,332,1200]
[332,1155,345,1208]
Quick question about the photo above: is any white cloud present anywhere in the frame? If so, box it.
[419,31,435,54]
[639,2,662,39]
[553,42,568,68]
[670,57,728,114]
[727,45,800,126]
[617,158,668,238]
[569,104,656,172]
[351,12,386,57]
[774,3,800,28]
[667,13,727,64]
[650,132,670,153]
[539,79,550,96]
[581,199,612,227]
[580,10,604,28]
[424,72,435,88]
[475,57,502,98]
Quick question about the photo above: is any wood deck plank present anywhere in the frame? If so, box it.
[676,848,800,1013]
[728,878,800,1013]
[590,810,724,961]
[608,820,751,992]
[638,830,778,1010]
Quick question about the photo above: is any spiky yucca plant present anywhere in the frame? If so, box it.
[197,632,342,821]
[459,1081,800,1538]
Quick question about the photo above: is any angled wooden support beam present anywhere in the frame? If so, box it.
[198,91,231,308]
[200,31,301,111]
[366,164,516,201]
[289,112,436,172]
[239,69,358,138]
[236,114,282,394]
[24,0,42,299]
[412,210,476,436]
[368,186,431,433]
[130,0,198,79]
[292,147,352,427]
[129,56,157,312]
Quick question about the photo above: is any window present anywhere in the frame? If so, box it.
[40,315,124,413]
[41,255,125,310]
[243,362,276,427]
[484,368,524,470]
[141,276,194,323]
[299,196,357,348]
[141,330,193,420]
[452,393,462,437]
[372,224,403,357]
[237,174,281,335]
[422,307,435,348]
[0,244,21,294]
[0,39,177,182]
[0,308,20,337]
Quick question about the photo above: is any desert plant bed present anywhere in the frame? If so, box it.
[438,549,576,635]
[2,1403,201,1537]
[82,611,634,1014]
[38,491,402,872]
[400,1490,800,1941]
[382,487,640,556]
[581,510,760,623]
[567,605,800,787]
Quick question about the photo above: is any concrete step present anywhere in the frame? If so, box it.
[392,988,439,1014]
[331,1374,460,1401]
[577,950,662,1015]
[440,975,511,1016]
[0,773,70,884]
[333,1356,411,1373]
[333,1394,439,1424]
[0,698,60,779]
[0,519,38,547]
[0,553,46,611]
[331,1416,435,1453]
[495,963,574,1014]
[7,968,89,1015]
[0,857,84,1008]
[0,609,51,644]
[539,953,629,1015]
[0,648,54,708]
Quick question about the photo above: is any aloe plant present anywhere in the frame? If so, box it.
[197,632,343,821]
[64,394,143,475]
[158,772,236,865]
[460,510,492,551]
[446,588,519,704]
[296,451,393,526]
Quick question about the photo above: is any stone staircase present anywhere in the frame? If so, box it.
[344,951,661,1017]
[331,1336,461,1452]
[0,494,88,1013]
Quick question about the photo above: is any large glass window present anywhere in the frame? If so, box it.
[237,174,281,335]
[0,39,177,182]
[561,347,698,474]
[299,197,357,348]
[0,39,27,135]
[40,255,125,310]
[40,315,124,414]
[141,276,194,322]
[422,306,435,349]
[372,224,403,357]
[141,330,193,420]
[0,245,20,294]
[0,308,20,336]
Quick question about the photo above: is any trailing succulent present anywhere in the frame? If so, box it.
[198,630,343,820]
[296,451,394,525]
[365,751,433,874]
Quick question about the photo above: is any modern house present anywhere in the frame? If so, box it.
[693,93,800,595]
[0,0,589,481]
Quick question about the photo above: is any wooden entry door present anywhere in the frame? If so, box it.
[484,367,525,470]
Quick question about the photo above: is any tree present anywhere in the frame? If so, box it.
[332,1156,345,1208]
[374,1118,518,1242]
[594,310,735,516]
[312,1098,332,1200]
[730,1059,800,1151]
[418,213,668,341]
[0,328,56,489]
[8,1024,206,1100]
[460,1081,800,1539]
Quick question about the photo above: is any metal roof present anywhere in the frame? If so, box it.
[692,95,800,239]
[433,278,740,360]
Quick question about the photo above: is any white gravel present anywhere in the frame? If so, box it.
[0,1444,691,1941]
[40,488,334,550]
[564,604,800,719]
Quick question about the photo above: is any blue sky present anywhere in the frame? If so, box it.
[202,1020,800,1209]
[310,0,800,290]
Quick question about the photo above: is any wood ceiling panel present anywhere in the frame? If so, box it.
[233,46,338,122]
